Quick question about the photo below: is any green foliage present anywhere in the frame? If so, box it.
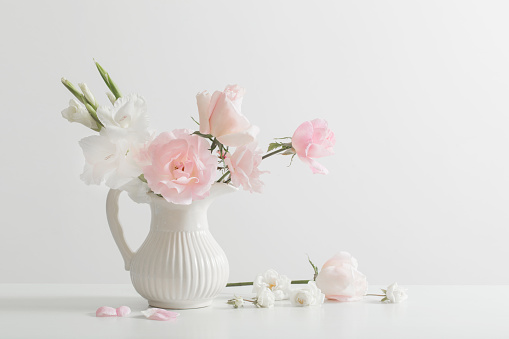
[191,116,200,125]
[307,254,319,281]
[95,60,122,99]
[192,131,213,139]
[267,142,283,152]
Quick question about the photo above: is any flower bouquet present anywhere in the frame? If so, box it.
[60,61,335,308]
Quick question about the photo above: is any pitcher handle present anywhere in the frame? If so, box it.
[106,189,134,271]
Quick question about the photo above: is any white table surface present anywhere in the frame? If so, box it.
[0,284,507,339]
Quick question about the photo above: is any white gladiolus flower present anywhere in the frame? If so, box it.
[97,94,150,142]
[61,99,99,130]
[253,269,291,300]
[79,135,142,189]
[385,283,408,303]
[290,282,325,307]
[79,83,96,106]
[255,287,275,308]
[120,178,150,204]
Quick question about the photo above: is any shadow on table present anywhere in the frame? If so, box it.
[0,296,148,315]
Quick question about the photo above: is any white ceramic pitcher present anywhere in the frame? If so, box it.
[106,183,235,309]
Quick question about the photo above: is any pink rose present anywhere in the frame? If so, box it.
[142,129,217,205]
[315,252,368,302]
[224,142,268,193]
[196,85,259,147]
[291,119,335,174]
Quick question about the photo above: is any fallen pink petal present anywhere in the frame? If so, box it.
[96,306,117,317]
[116,306,131,317]
[141,308,180,321]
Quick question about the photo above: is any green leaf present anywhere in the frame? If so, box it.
[381,289,387,294]
[191,116,200,125]
[307,254,319,281]
[381,297,389,302]
[287,153,296,167]
[209,138,218,153]
[192,131,212,138]
[267,142,282,152]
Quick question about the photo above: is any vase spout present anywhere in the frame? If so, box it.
[207,182,238,201]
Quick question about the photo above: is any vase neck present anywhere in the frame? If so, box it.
[147,183,237,232]
[149,197,209,232]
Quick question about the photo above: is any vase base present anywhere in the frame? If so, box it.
[148,299,213,309]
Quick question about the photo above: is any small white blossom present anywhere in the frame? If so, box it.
[290,282,325,307]
[385,282,408,303]
[253,269,291,300]
[255,287,275,308]
[61,99,98,130]
[228,296,244,308]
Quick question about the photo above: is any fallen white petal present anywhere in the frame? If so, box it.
[141,308,180,321]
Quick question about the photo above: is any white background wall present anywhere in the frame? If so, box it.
[1,0,508,285]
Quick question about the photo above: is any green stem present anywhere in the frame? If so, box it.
[366,294,386,297]
[262,146,292,159]
[217,171,230,183]
[226,279,310,287]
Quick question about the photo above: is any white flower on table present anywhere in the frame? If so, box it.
[61,98,99,131]
[227,296,245,308]
[253,269,291,300]
[290,282,325,307]
[255,287,275,308]
[384,282,408,303]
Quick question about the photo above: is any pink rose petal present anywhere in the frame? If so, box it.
[141,308,180,321]
[96,306,117,317]
[116,306,131,317]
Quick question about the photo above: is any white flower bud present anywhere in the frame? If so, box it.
[61,98,98,130]
[106,91,117,105]
[79,83,96,106]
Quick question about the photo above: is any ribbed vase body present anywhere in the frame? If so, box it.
[129,186,231,309]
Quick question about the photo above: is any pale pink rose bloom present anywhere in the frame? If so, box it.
[315,252,368,302]
[224,142,268,193]
[291,119,335,174]
[96,306,117,317]
[196,85,259,147]
[141,308,180,321]
[142,129,217,205]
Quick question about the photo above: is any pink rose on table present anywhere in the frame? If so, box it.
[196,85,259,147]
[142,129,217,205]
[315,252,368,302]
[224,142,268,193]
[291,119,335,174]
